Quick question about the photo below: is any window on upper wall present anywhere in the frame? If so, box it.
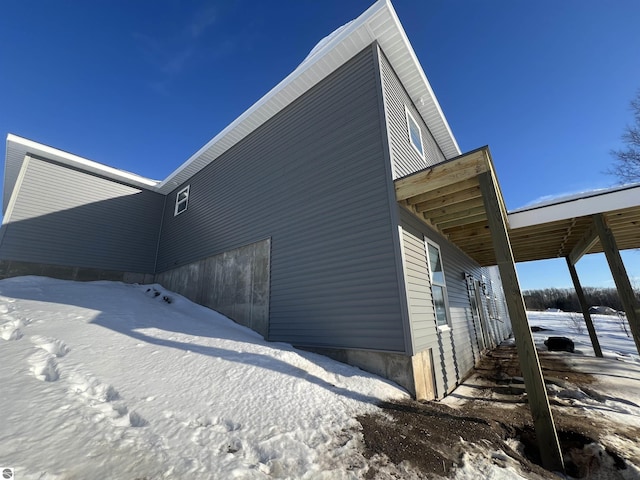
[426,240,450,328]
[174,185,190,216]
[405,106,424,158]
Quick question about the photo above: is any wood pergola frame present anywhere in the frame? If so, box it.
[395,146,640,472]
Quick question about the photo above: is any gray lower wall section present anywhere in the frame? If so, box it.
[155,239,271,338]
[0,259,155,284]
[0,156,163,273]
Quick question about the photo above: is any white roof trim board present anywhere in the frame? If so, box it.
[508,183,640,229]
[3,134,160,212]
[155,0,460,193]
[3,0,460,207]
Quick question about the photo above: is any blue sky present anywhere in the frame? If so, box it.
[1,0,639,290]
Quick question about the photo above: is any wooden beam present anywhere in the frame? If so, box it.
[593,213,640,355]
[427,205,486,225]
[478,171,564,472]
[568,220,599,266]
[395,150,489,201]
[406,178,479,205]
[448,236,494,249]
[442,220,489,236]
[417,195,484,217]
[434,212,487,230]
[509,221,584,237]
[414,188,483,215]
[565,257,603,357]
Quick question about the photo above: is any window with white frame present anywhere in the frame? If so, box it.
[174,185,190,216]
[405,106,424,158]
[426,240,449,327]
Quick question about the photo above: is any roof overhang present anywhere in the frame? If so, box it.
[3,134,160,213]
[154,0,460,193]
[508,184,640,263]
[5,0,460,203]
[395,148,640,266]
[395,146,506,266]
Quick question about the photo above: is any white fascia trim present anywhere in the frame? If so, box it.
[157,0,461,191]
[6,134,159,188]
[156,0,389,192]
[508,183,640,229]
[383,1,460,157]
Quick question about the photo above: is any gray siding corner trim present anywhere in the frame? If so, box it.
[0,156,164,273]
[156,45,406,353]
[373,43,413,356]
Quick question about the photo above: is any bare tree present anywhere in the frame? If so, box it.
[609,90,640,182]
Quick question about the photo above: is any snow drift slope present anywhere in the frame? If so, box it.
[0,277,407,479]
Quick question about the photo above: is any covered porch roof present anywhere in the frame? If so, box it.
[395,147,506,266]
[394,148,640,266]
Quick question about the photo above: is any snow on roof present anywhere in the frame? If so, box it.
[3,0,460,204]
[508,182,640,229]
[155,0,461,193]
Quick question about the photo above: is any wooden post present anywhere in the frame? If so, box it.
[565,257,603,357]
[593,214,640,355]
[478,171,564,473]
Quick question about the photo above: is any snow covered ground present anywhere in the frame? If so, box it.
[0,277,407,479]
[527,310,639,363]
[1,276,639,479]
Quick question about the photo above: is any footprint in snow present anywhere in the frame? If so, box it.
[28,350,59,382]
[66,372,147,428]
[30,335,69,357]
[1,321,23,341]
[68,371,120,402]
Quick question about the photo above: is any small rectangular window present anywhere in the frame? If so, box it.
[405,107,424,158]
[426,240,449,327]
[174,185,190,216]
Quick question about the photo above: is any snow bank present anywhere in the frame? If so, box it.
[0,277,407,479]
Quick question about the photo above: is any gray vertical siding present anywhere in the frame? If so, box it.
[0,156,163,273]
[156,46,406,352]
[378,51,446,179]
[399,207,510,397]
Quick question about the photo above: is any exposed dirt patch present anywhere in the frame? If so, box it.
[357,344,640,479]
[358,399,548,479]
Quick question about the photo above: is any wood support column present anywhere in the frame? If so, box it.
[593,213,640,355]
[565,257,603,357]
[478,171,564,473]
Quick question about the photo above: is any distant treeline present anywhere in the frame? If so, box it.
[522,287,640,312]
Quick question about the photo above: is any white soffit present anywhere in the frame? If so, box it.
[3,134,159,212]
[508,183,640,229]
[156,0,460,193]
